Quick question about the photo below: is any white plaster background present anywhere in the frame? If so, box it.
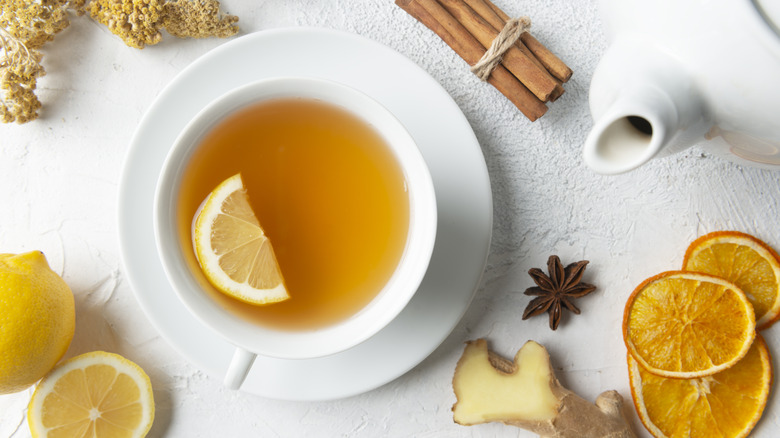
[2,0,780,437]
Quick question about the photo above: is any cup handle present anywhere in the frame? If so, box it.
[224,347,257,390]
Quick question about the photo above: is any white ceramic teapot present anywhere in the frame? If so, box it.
[583,0,780,174]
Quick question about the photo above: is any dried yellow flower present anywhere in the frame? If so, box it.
[0,27,45,124]
[2,0,239,123]
[163,0,238,39]
[0,0,73,49]
[0,0,85,123]
[89,0,239,48]
[88,0,166,49]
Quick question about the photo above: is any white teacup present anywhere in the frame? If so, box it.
[153,77,437,390]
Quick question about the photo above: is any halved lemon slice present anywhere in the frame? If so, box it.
[193,173,288,305]
[28,351,154,438]
[683,231,780,329]
[628,335,772,438]
[623,271,756,378]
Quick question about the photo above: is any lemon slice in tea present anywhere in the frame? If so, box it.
[194,173,289,305]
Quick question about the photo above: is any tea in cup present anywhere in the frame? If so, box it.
[154,77,437,389]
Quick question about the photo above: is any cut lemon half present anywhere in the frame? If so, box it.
[628,334,772,438]
[623,271,756,378]
[28,351,154,438]
[194,173,288,305]
[683,231,780,329]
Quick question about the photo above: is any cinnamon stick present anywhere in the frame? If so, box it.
[436,0,556,102]
[462,0,565,101]
[521,34,572,83]
[482,0,573,82]
[396,0,547,121]
[452,0,546,72]
[472,0,540,67]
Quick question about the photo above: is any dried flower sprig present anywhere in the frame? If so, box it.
[0,0,81,123]
[88,0,239,49]
[1,0,239,124]
[0,0,76,50]
[163,0,239,39]
[88,0,167,49]
[0,27,45,123]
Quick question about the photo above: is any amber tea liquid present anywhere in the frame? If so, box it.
[176,98,410,331]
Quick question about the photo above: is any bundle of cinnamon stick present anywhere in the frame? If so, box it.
[396,0,572,121]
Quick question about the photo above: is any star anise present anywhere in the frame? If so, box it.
[522,255,597,330]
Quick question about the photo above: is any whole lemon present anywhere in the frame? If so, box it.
[0,251,75,394]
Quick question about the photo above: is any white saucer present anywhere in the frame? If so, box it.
[118,28,492,401]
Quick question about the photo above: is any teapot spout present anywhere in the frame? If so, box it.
[584,40,709,174]
[583,86,676,174]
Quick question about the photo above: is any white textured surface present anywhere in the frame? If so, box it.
[1,1,780,437]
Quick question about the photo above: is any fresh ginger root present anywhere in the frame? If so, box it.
[452,339,636,438]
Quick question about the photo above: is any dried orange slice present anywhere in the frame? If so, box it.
[193,173,288,305]
[628,334,772,438]
[683,231,780,329]
[623,271,755,378]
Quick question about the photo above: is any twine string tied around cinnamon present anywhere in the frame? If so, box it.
[470,16,531,81]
